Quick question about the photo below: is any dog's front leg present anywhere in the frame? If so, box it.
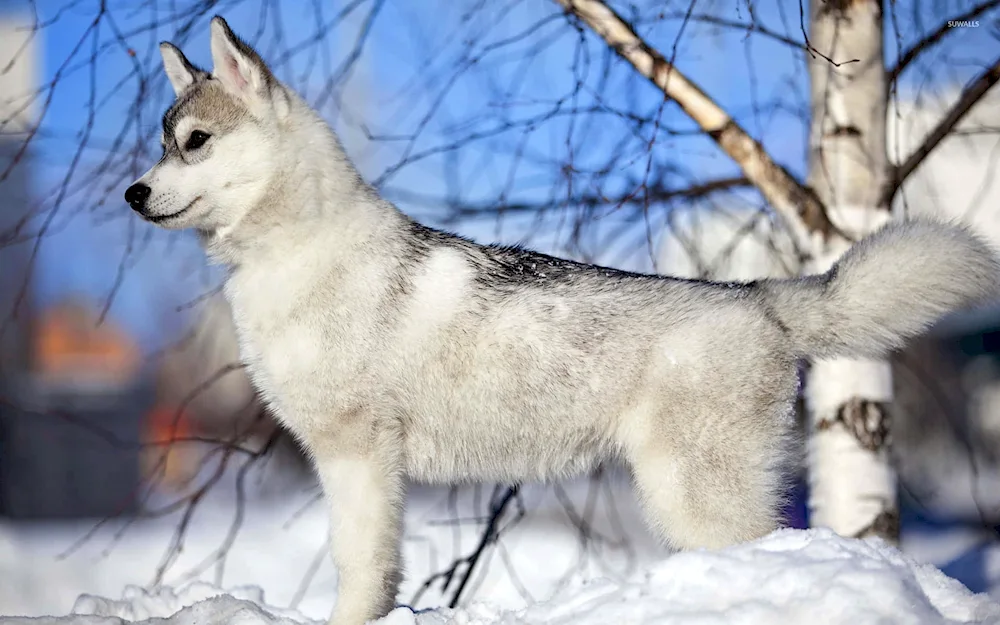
[315,447,404,625]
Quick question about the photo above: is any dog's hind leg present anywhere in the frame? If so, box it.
[625,384,795,550]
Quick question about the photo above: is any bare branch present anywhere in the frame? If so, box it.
[886,1,1000,85]
[552,0,833,245]
[410,485,522,609]
[386,176,751,221]
[447,485,519,608]
[880,55,1000,208]
[639,12,807,54]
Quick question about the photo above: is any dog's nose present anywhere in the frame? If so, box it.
[125,183,151,212]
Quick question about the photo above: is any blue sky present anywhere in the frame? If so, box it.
[4,0,997,351]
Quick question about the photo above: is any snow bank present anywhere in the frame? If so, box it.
[4,529,998,625]
[0,476,661,619]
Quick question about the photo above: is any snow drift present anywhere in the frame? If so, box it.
[3,528,998,625]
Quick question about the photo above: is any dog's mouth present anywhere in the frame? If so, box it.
[146,195,202,224]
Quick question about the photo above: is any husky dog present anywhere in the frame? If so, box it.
[127,16,998,625]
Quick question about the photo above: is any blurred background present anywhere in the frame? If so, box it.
[2,0,1000,620]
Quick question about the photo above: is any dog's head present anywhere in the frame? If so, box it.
[126,17,291,233]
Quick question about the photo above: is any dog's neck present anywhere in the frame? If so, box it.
[201,92,401,267]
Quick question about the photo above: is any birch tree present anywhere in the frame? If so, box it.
[804,0,896,541]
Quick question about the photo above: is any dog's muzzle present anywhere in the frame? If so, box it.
[125,183,151,213]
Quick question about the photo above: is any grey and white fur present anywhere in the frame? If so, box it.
[126,17,1000,625]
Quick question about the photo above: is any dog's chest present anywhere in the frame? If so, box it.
[227,292,311,408]
[226,254,390,426]
[223,264,370,424]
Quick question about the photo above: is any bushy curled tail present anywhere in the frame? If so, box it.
[757,220,1000,359]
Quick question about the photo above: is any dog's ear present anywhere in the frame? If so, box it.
[159,42,207,97]
[209,16,275,103]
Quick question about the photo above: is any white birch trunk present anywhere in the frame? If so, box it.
[805,0,898,541]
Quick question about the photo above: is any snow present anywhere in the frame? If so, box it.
[3,457,1000,625]
[3,529,998,625]
[0,464,667,620]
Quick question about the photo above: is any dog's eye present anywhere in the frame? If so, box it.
[184,130,211,151]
